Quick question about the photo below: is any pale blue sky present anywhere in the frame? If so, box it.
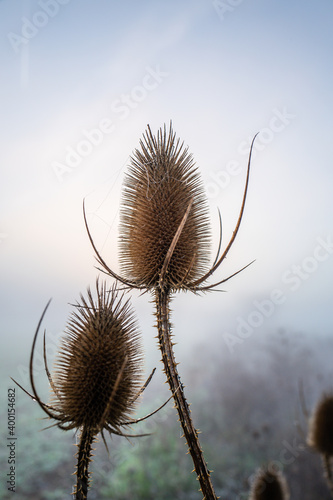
[1,1,333,374]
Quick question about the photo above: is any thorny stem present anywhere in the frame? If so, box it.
[75,427,94,500]
[323,454,333,498]
[155,287,218,500]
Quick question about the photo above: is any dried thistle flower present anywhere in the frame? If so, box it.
[249,465,290,500]
[12,280,164,500]
[84,123,258,500]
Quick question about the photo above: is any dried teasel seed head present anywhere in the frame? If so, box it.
[307,393,333,456]
[51,280,143,433]
[119,122,211,290]
[249,465,290,500]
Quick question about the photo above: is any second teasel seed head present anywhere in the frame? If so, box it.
[51,279,144,434]
[119,122,211,291]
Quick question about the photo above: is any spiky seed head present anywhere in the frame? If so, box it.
[119,123,211,290]
[307,393,333,456]
[51,280,143,433]
[249,465,290,500]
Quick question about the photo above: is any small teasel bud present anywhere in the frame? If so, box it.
[52,279,144,432]
[119,122,211,290]
[307,393,333,456]
[249,465,290,500]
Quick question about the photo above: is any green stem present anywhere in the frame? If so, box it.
[155,287,218,500]
[75,427,94,500]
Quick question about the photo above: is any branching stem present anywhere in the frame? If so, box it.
[155,287,218,500]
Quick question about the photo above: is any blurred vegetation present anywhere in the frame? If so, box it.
[1,327,333,499]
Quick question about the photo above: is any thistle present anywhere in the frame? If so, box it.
[12,280,163,499]
[84,123,257,499]
[249,465,290,500]
[307,393,333,496]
